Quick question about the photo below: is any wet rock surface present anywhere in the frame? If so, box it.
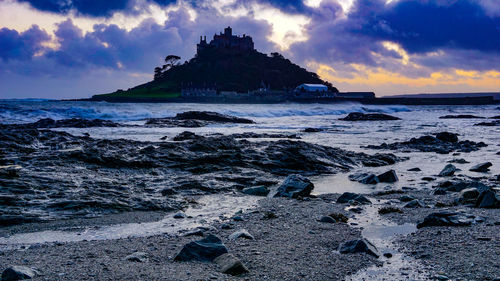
[1,266,38,281]
[338,238,380,257]
[439,114,485,119]
[416,211,484,228]
[273,175,314,198]
[174,235,228,262]
[339,112,400,121]
[0,126,400,225]
[145,111,254,127]
[0,118,122,129]
[366,132,487,153]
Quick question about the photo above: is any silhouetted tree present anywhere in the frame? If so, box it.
[162,55,181,71]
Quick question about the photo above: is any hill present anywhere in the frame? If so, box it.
[91,27,336,101]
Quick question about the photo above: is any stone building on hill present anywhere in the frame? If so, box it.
[197,26,254,55]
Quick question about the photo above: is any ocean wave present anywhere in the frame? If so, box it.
[0,100,412,123]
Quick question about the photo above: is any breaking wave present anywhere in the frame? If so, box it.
[0,100,411,124]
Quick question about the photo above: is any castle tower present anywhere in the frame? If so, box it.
[224,26,232,37]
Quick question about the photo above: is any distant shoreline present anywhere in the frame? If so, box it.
[75,95,498,105]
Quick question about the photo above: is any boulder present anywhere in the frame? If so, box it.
[319,216,336,223]
[349,173,379,184]
[241,186,269,196]
[173,131,200,141]
[407,167,421,172]
[457,188,479,204]
[213,253,249,276]
[417,211,483,228]
[435,132,459,143]
[228,229,254,240]
[125,252,148,262]
[174,111,254,124]
[439,164,457,177]
[404,199,425,208]
[337,192,371,205]
[440,181,489,193]
[399,195,416,202]
[1,266,37,281]
[340,112,400,121]
[173,212,187,219]
[338,238,380,257]
[377,170,398,183]
[273,175,314,198]
[469,162,492,173]
[174,235,228,262]
[475,190,500,208]
[303,128,323,132]
[439,115,484,119]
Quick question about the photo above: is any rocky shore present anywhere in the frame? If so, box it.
[1,110,499,280]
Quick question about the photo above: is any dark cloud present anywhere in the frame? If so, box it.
[0,25,50,61]
[0,6,273,77]
[351,0,500,54]
[289,0,500,74]
[17,0,177,17]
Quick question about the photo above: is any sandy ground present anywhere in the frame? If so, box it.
[373,190,500,281]
[0,196,379,281]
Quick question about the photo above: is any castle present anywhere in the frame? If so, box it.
[197,26,254,55]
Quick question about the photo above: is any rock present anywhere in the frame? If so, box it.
[378,206,403,214]
[229,132,300,139]
[408,167,421,172]
[213,253,249,276]
[273,175,314,198]
[28,118,120,128]
[303,128,323,132]
[417,211,483,228]
[469,162,492,172]
[184,229,205,237]
[338,238,380,257]
[328,212,349,223]
[439,164,457,177]
[421,177,435,181]
[399,195,416,202]
[457,188,479,204]
[474,120,500,126]
[440,181,490,193]
[366,132,487,154]
[383,253,393,258]
[349,173,379,184]
[377,170,398,183]
[173,212,187,219]
[125,252,148,262]
[339,112,400,121]
[262,211,277,219]
[337,192,371,205]
[475,190,500,208]
[232,216,244,221]
[404,199,425,208]
[241,186,269,196]
[439,114,484,119]
[173,131,200,141]
[228,229,254,240]
[174,111,254,124]
[447,158,469,164]
[435,132,459,143]
[161,188,176,196]
[174,235,228,262]
[1,266,37,281]
[319,216,336,223]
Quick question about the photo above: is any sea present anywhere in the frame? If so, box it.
[1,99,499,191]
[1,99,498,279]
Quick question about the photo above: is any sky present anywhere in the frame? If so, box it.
[0,0,500,99]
